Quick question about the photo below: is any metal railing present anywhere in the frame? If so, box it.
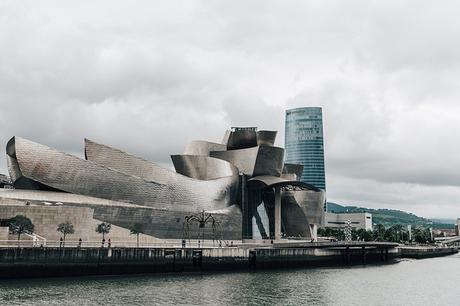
[0,239,239,249]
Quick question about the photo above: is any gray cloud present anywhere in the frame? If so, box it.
[1,0,460,218]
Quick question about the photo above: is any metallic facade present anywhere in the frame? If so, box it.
[171,155,239,180]
[285,107,326,190]
[184,140,226,156]
[256,130,277,147]
[225,127,258,150]
[210,146,285,177]
[245,176,324,239]
[3,125,325,241]
[9,137,236,211]
[281,163,304,181]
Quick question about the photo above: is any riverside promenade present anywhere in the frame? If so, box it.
[399,245,458,259]
[0,241,401,279]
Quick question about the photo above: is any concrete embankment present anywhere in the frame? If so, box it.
[252,246,399,269]
[399,246,458,259]
[0,245,399,279]
[0,248,247,278]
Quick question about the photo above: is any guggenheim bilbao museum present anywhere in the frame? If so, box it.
[0,127,325,242]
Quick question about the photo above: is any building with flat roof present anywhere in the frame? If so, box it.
[456,218,460,236]
[324,212,373,231]
[285,107,326,190]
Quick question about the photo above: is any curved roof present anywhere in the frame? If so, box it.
[184,140,226,156]
[256,130,277,147]
[248,175,321,191]
[85,138,173,184]
[171,154,238,180]
[226,129,258,150]
[7,136,238,212]
[210,146,284,177]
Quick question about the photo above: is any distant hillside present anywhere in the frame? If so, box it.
[431,218,457,225]
[327,202,454,229]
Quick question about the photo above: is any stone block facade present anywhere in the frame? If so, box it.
[0,204,161,245]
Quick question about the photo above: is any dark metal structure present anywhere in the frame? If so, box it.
[182,210,223,246]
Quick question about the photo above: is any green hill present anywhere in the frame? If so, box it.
[327,202,454,229]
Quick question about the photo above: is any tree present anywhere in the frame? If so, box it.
[9,215,34,247]
[318,227,345,240]
[317,227,329,238]
[129,223,143,248]
[95,222,111,241]
[57,221,75,247]
[353,228,373,241]
[413,227,432,244]
[391,224,404,242]
[384,226,397,242]
[373,224,386,241]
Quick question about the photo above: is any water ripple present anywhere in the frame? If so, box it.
[0,255,459,306]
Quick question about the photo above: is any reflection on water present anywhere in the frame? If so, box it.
[1,254,459,306]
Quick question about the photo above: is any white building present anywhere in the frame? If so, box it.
[456,218,460,236]
[324,212,373,231]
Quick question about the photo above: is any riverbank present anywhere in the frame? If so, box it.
[0,242,399,279]
[399,246,458,259]
[3,242,456,279]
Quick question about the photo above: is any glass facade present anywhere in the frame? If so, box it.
[285,107,326,190]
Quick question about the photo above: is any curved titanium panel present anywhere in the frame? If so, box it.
[249,187,312,239]
[6,154,21,183]
[256,130,277,147]
[280,189,325,238]
[247,175,324,238]
[221,130,231,146]
[210,147,258,176]
[0,189,152,209]
[226,129,257,150]
[6,137,16,158]
[280,173,297,181]
[262,189,323,238]
[10,137,238,212]
[253,146,284,177]
[248,175,320,191]
[210,146,284,177]
[6,137,21,183]
[7,139,59,191]
[171,155,238,180]
[290,189,325,226]
[85,138,173,185]
[280,191,313,238]
[183,140,226,156]
[85,138,238,191]
[282,163,304,181]
[84,138,239,206]
[248,175,286,186]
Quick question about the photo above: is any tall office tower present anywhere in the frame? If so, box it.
[285,107,326,190]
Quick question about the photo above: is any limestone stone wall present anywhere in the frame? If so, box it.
[0,204,161,246]
[0,227,8,240]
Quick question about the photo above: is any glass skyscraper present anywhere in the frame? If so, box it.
[285,107,326,190]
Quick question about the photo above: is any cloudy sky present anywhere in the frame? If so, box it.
[1,0,460,218]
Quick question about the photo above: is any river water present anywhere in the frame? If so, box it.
[0,254,459,306]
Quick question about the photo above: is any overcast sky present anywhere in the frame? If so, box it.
[1,0,460,218]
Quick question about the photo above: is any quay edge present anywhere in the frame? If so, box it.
[0,242,401,279]
[398,246,458,259]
